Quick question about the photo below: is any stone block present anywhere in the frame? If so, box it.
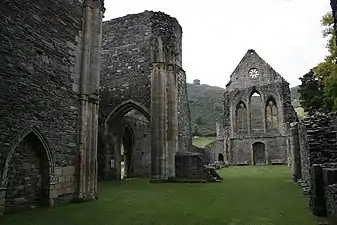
[62,166,75,175]
[55,167,63,176]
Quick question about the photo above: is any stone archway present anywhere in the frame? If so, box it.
[2,128,52,214]
[218,153,224,162]
[99,100,151,181]
[252,142,266,165]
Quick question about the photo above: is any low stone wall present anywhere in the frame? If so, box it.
[299,112,337,222]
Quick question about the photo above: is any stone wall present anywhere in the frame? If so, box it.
[100,11,153,121]
[123,116,151,177]
[0,0,105,214]
[0,0,81,213]
[100,10,188,180]
[298,120,310,193]
[0,0,82,174]
[98,115,151,180]
[305,113,337,166]
[230,137,288,165]
[177,72,192,152]
[204,140,225,164]
[222,49,296,166]
[299,112,337,221]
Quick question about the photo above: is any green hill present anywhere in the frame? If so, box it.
[187,83,303,136]
[187,83,224,136]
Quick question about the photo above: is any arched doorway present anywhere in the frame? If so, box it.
[5,131,50,213]
[99,100,151,181]
[218,153,224,162]
[252,142,266,165]
[120,124,134,179]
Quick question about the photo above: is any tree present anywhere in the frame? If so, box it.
[299,11,337,112]
[298,69,326,114]
[314,11,337,110]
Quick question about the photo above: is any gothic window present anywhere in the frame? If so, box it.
[266,98,278,130]
[249,91,263,131]
[235,102,247,132]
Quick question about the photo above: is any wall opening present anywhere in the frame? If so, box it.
[252,142,266,165]
[99,101,151,181]
[120,124,134,180]
[250,91,263,132]
[218,153,224,162]
[5,132,50,214]
[235,101,248,133]
[266,98,278,131]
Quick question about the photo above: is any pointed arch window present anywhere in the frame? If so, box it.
[249,91,263,131]
[235,101,247,132]
[266,98,278,130]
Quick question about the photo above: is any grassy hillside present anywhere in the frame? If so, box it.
[187,83,224,136]
[187,83,304,136]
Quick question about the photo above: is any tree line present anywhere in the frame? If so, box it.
[299,12,337,114]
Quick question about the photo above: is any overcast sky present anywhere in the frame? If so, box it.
[104,0,331,88]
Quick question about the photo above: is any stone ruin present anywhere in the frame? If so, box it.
[290,112,337,223]
[0,0,221,215]
[194,49,298,168]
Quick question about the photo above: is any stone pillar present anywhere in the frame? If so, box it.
[247,103,251,135]
[150,61,168,181]
[290,122,301,181]
[265,146,269,165]
[166,65,178,178]
[75,0,104,201]
[228,138,232,164]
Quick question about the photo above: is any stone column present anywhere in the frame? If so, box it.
[75,0,104,200]
[166,65,178,178]
[150,62,168,181]
[265,145,269,165]
[290,122,301,181]
[228,138,232,164]
[247,102,251,135]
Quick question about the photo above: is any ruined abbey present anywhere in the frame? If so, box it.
[0,0,337,222]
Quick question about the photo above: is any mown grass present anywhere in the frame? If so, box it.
[192,136,216,147]
[0,166,317,225]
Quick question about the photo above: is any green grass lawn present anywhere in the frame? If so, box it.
[192,136,216,147]
[0,166,317,225]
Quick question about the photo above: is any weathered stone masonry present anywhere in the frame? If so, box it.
[99,11,187,181]
[302,113,337,219]
[0,0,105,214]
[222,49,297,166]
